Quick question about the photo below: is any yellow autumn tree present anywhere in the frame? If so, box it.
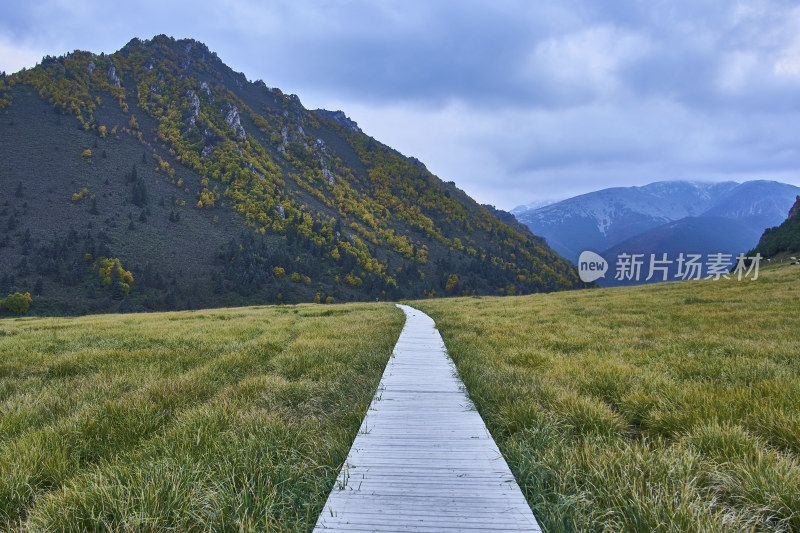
[2,292,32,314]
[445,274,459,292]
[96,257,134,296]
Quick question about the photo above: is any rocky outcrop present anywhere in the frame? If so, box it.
[315,109,362,133]
[87,61,95,75]
[107,62,121,87]
[181,42,193,70]
[224,105,246,140]
[315,139,335,185]
[277,125,289,154]
[200,81,214,103]
[233,72,246,89]
[408,156,427,172]
[186,90,200,127]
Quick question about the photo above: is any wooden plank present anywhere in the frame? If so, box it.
[313,305,541,532]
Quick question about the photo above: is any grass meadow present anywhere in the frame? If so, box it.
[0,303,404,531]
[1,264,798,532]
[415,263,800,532]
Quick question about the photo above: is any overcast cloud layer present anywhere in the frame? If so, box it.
[2,0,800,209]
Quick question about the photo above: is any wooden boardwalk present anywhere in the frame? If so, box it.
[314,304,541,532]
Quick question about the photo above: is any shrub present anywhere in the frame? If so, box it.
[445,274,459,292]
[344,273,362,287]
[3,292,32,314]
[96,258,134,296]
[72,188,90,202]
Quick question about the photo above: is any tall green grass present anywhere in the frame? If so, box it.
[0,304,404,531]
[415,263,800,532]
[3,265,798,531]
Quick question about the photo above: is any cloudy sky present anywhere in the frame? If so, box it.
[2,1,800,209]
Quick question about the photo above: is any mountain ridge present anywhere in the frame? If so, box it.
[0,35,582,315]
[513,180,800,267]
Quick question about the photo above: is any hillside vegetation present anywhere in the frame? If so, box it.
[0,35,580,315]
[0,303,404,531]
[416,263,799,532]
[749,196,800,259]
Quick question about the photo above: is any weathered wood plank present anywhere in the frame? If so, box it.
[314,304,541,532]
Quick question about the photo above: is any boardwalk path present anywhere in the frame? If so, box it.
[314,304,541,532]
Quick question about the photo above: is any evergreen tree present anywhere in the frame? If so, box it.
[132,179,148,207]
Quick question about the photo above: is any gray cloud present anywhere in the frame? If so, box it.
[2,0,799,208]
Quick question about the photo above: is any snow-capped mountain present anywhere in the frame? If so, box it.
[510,198,563,213]
[514,181,800,276]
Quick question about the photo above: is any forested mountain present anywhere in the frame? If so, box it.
[749,196,800,259]
[0,35,581,315]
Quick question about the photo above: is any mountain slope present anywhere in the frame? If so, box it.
[749,195,800,259]
[0,35,581,314]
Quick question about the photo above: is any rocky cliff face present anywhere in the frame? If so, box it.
[314,109,362,133]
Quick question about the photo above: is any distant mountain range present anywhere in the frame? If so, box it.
[512,180,800,285]
[511,198,562,212]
